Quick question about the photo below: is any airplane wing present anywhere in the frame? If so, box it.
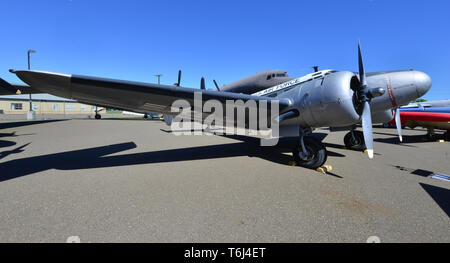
[9,70,294,124]
[0,78,41,95]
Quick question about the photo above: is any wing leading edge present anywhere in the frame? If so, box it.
[11,70,294,125]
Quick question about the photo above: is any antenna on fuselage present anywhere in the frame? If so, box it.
[213,80,220,91]
[312,66,319,72]
[200,77,206,90]
[174,70,182,86]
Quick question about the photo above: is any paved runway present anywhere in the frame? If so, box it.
[0,119,448,242]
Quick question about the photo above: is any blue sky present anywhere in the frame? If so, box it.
[0,0,449,100]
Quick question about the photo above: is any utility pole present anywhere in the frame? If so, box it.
[27,49,36,120]
[154,74,162,85]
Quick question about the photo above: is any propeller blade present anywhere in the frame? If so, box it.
[200,77,205,90]
[361,101,374,159]
[213,80,220,91]
[395,108,403,142]
[358,40,367,88]
[176,70,181,86]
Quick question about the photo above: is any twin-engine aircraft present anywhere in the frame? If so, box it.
[0,43,431,169]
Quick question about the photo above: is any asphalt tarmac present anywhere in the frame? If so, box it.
[0,119,448,242]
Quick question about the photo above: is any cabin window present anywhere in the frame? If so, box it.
[52,104,58,111]
[276,73,285,77]
[10,103,22,110]
[267,75,272,80]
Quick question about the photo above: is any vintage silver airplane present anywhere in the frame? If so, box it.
[0,43,431,169]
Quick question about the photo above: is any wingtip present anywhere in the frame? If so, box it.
[9,69,15,73]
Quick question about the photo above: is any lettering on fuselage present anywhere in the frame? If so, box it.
[252,70,335,97]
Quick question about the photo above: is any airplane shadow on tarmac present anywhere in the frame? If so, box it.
[0,131,36,159]
[0,120,65,130]
[419,183,450,217]
[0,132,346,182]
[374,135,441,146]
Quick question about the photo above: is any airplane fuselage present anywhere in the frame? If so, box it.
[248,69,431,126]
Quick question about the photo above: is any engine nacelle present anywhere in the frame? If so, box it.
[372,109,394,124]
[286,71,361,128]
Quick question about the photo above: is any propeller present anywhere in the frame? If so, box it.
[355,41,385,159]
[395,108,403,142]
[200,77,205,90]
[213,80,220,91]
[174,70,182,86]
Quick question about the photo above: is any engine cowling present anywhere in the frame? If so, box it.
[293,71,361,128]
[372,109,394,124]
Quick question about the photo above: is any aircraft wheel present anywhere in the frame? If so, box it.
[425,133,436,141]
[344,131,366,151]
[95,114,101,120]
[293,137,327,169]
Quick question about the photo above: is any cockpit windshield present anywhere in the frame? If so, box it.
[267,72,287,80]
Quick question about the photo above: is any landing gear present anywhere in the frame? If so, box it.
[344,130,366,151]
[426,127,436,141]
[293,136,327,169]
[144,113,149,119]
[94,106,101,119]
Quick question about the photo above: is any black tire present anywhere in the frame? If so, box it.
[344,131,366,151]
[293,137,327,169]
[95,114,101,120]
[426,133,436,141]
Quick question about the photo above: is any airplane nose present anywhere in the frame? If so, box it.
[414,71,432,97]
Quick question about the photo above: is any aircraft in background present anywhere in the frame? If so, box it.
[387,103,450,140]
[0,42,432,169]
[402,99,450,108]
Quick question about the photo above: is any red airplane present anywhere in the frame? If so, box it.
[388,106,450,140]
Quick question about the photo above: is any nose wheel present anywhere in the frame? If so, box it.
[344,130,366,151]
[293,136,327,169]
